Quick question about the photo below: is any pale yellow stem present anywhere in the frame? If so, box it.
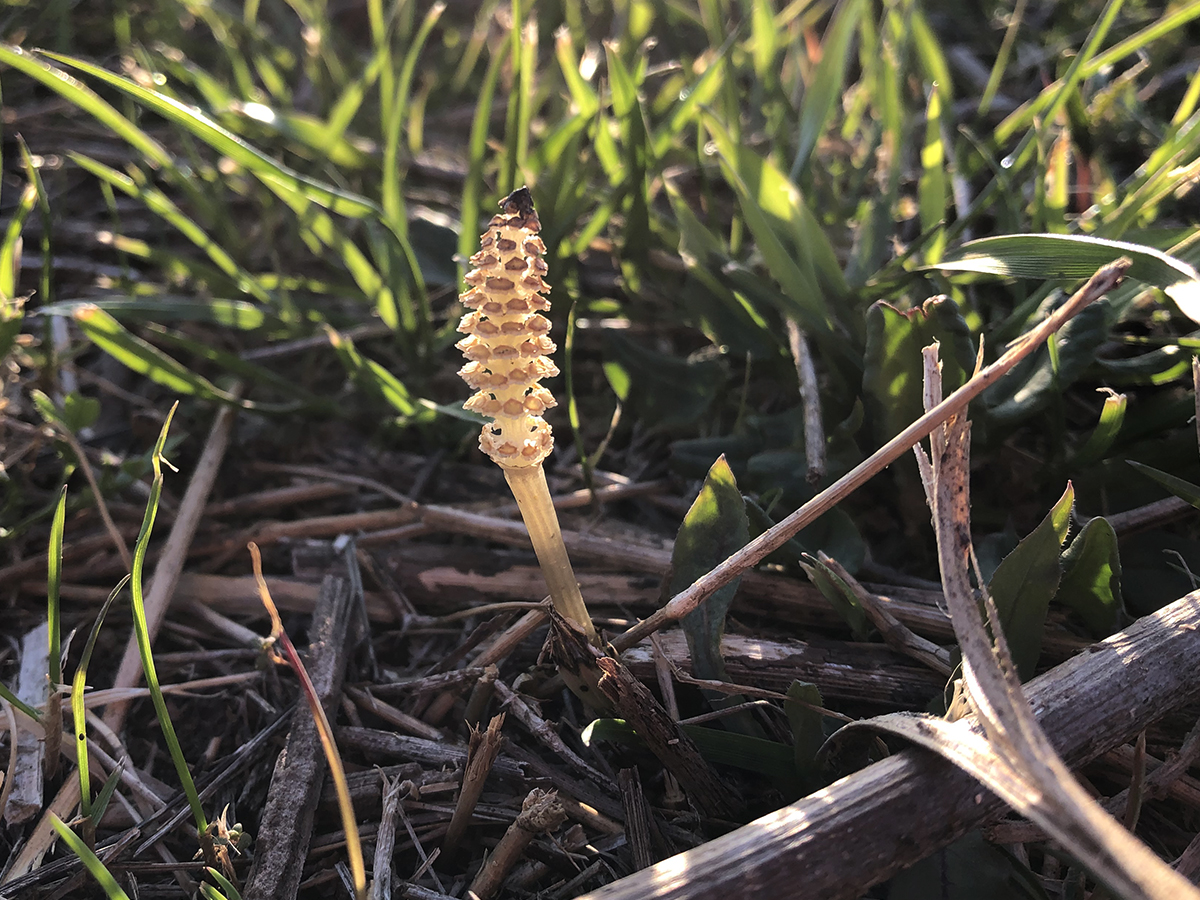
[502,465,598,645]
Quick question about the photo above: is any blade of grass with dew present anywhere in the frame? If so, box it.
[74,575,129,845]
[68,153,274,305]
[995,2,1200,145]
[248,543,366,900]
[127,406,212,854]
[49,814,132,900]
[933,234,1200,322]
[650,42,729,159]
[39,50,377,219]
[994,0,1124,171]
[790,0,866,181]
[0,45,172,168]
[44,486,67,780]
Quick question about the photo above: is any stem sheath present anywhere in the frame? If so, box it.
[503,465,597,644]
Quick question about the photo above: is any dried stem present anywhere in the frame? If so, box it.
[612,258,1130,652]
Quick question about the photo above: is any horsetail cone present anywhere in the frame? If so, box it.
[457,188,598,644]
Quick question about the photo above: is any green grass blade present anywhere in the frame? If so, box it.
[19,139,53,312]
[40,50,379,219]
[1071,390,1127,466]
[993,0,1124,157]
[68,153,273,305]
[74,575,129,819]
[933,233,1200,320]
[39,296,269,330]
[382,1,445,230]
[47,486,66,688]
[0,182,37,300]
[0,45,171,169]
[918,83,947,264]
[48,814,132,900]
[72,305,244,405]
[127,406,208,834]
[704,116,832,336]
[1127,460,1200,509]
[458,47,505,284]
[790,0,866,180]
[554,26,599,119]
[0,680,41,721]
[204,868,244,900]
[997,3,1200,142]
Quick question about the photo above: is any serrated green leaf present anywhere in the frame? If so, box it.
[933,234,1200,323]
[1056,517,1124,637]
[1127,459,1200,509]
[862,297,975,445]
[673,455,749,684]
[988,484,1074,680]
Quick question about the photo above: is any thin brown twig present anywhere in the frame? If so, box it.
[611,259,1131,653]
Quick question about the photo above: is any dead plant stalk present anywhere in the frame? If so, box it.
[613,258,1131,652]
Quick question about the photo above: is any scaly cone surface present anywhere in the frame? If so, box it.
[457,186,558,468]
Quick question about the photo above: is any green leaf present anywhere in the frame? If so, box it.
[888,831,1046,900]
[862,297,975,445]
[672,455,749,684]
[785,681,827,792]
[1127,459,1200,509]
[932,234,1200,323]
[987,483,1074,680]
[1056,517,1124,637]
[580,718,797,780]
[799,552,871,641]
